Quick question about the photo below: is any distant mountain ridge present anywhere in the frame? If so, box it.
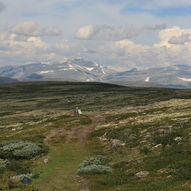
[0,77,19,83]
[1,59,191,88]
[0,58,113,82]
[105,65,191,88]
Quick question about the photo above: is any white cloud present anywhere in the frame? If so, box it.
[1,24,191,72]
[0,0,5,12]
[159,27,186,42]
[178,77,191,82]
[146,24,167,30]
[79,26,191,69]
[11,21,62,37]
[0,27,81,65]
[155,27,191,48]
[105,25,141,41]
[168,33,191,45]
[75,24,166,41]
[75,25,100,40]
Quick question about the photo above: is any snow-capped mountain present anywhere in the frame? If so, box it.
[1,59,191,88]
[104,65,191,88]
[0,58,112,82]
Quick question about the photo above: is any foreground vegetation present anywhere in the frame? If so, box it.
[0,81,191,190]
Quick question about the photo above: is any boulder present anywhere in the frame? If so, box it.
[135,171,149,178]
[44,158,49,164]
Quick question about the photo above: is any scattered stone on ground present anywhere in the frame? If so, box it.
[111,139,125,148]
[44,158,49,164]
[152,144,163,151]
[135,171,149,178]
[174,137,182,142]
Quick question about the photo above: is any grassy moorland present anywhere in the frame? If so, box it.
[0,81,191,190]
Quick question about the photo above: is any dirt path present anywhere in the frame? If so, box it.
[72,175,90,191]
[44,114,105,145]
[43,114,105,191]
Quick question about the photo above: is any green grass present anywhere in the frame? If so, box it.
[32,143,91,191]
[1,82,191,190]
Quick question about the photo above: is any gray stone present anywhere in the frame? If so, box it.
[135,171,149,178]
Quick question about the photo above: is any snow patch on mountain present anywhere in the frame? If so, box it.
[42,62,52,65]
[86,77,94,82]
[100,66,106,74]
[59,68,69,71]
[85,67,94,71]
[178,77,191,82]
[40,70,54,74]
[145,77,150,82]
[68,64,77,71]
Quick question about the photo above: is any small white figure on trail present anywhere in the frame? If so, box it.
[78,109,82,115]
[74,107,82,116]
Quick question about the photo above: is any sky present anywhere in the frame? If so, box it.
[0,0,191,70]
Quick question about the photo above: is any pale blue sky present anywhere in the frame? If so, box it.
[0,0,191,69]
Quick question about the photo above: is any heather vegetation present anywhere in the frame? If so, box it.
[0,81,191,190]
[78,155,112,175]
[0,140,43,159]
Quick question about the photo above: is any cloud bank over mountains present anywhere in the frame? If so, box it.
[0,20,191,70]
[11,21,62,37]
[0,0,191,70]
[75,24,167,41]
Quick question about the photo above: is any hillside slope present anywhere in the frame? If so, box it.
[0,82,191,191]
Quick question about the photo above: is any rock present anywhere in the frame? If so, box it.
[151,144,162,151]
[145,133,152,138]
[157,168,168,174]
[135,171,149,178]
[10,173,33,182]
[174,137,182,142]
[111,139,125,148]
[44,158,49,164]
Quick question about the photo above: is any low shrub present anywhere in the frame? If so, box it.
[79,155,110,168]
[106,127,137,143]
[13,143,42,159]
[140,147,150,155]
[78,155,112,175]
[106,113,137,122]
[0,140,43,159]
[112,161,129,169]
[153,129,184,146]
[98,170,129,186]
[7,160,31,174]
[0,159,9,169]
[79,116,92,125]
[78,164,112,175]
[91,127,107,138]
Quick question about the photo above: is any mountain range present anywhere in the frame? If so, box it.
[0,77,18,83]
[106,65,191,88]
[0,58,112,82]
[0,58,191,88]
